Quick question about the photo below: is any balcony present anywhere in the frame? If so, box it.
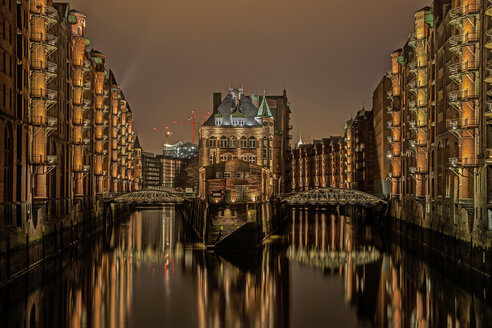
[31,116,58,128]
[73,138,91,146]
[408,58,428,75]
[448,89,478,104]
[447,117,477,130]
[95,119,109,126]
[408,80,426,94]
[449,157,479,168]
[487,0,492,16]
[408,120,426,131]
[409,139,426,148]
[485,64,492,84]
[95,170,108,177]
[30,32,57,54]
[30,4,58,26]
[73,118,91,128]
[30,60,57,82]
[31,88,57,100]
[409,167,428,175]
[486,102,492,118]
[387,136,393,144]
[83,80,92,91]
[74,165,91,173]
[449,3,480,26]
[96,134,108,141]
[449,60,479,80]
[386,90,393,99]
[31,155,57,166]
[83,98,91,106]
[408,32,417,48]
[449,32,480,55]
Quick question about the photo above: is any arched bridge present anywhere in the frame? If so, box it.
[281,188,386,207]
[110,190,186,205]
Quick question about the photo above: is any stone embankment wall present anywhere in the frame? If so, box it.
[387,199,492,277]
[0,199,131,287]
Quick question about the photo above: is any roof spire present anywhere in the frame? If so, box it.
[297,133,303,148]
[257,91,273,118]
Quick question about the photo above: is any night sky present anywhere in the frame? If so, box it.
[69,0,430,154]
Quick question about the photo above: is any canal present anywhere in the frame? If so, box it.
[1,206,492,327]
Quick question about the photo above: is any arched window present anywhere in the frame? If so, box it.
[240,136,247,149]
[208,136,216,148]
[229,136,236,148]
[220,136,227,148]
[248,137,256,149]
[215,117,223,126]
[209,155,214,164]
[220,155,227,162]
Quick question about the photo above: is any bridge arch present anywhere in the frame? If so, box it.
[111,190,185,205]
[281,188,386,207]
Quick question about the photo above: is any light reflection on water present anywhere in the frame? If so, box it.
[1,207,491,327]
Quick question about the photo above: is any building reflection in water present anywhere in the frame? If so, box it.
[1,207,491,327]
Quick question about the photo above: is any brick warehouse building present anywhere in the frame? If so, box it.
[0,1,140,282]
[198,87,291,202]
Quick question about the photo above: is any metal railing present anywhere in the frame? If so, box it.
[449,157,479,167]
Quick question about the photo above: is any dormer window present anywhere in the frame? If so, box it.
[215,117,222,126]
[231,118,245,126]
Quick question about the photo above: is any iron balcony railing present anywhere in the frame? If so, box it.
[447,117,477,130]
[31,116,58,128]
[31,88,57,100]
[31,155,57,166]
[448,89,478,103]
[30,60,57,74]
[487,0,492,16]
[74,165,91,173]
[73,138,91,146]
[409,139,426,148]
[449,157,479,167]
[449,60,479,77]
[449,32,480,54]
[449,3,480,25]
[409,167,428,174]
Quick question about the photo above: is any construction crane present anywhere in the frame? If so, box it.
[173,110,210,144]
[153,125,173,155]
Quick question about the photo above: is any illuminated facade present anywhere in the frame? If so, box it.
[386,1,492,244]
[198,87,292,201]
[0,1,139,282]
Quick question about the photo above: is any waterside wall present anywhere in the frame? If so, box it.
[0,200,132,287]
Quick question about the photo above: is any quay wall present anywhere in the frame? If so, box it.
[0,198,132,287]
[385,198,492,278]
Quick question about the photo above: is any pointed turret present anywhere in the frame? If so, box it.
[257,92,273,118]
[134,136,142,149]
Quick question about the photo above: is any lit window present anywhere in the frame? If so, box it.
[229,137,236,148]
[249,137,256,148]
[220,136,227,148]
[240,137,247,149]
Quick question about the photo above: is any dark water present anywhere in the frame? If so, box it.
[1,207,492,327]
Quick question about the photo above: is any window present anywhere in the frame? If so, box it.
[240,137,247,149]
[229,137,236,148]
[224,172,231,178]
[249,137,256,148]
[209,136,216,148]
[216,172,223,178]
[220,155,227,162]
[263,137,267,147]
[236,172,243,178]
[249,156,256,164]
[209,155,214,164]
[241,155,248,161]
[220,136,227,148]
[215,117,222,126]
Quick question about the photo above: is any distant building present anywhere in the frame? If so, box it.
[165,141,198,159]
[142,152,161,188]
[159,155,185,188]
[344,107,375,194]
[372,76,392,198]
[198,87,292,201]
